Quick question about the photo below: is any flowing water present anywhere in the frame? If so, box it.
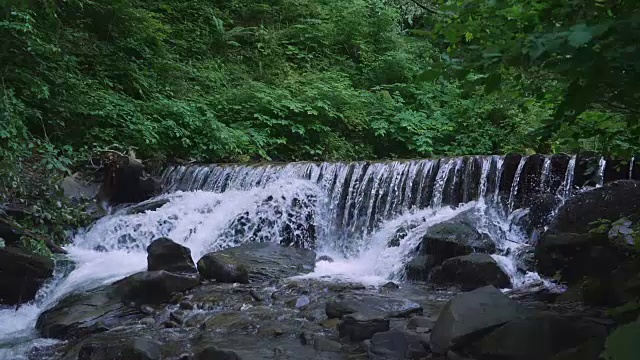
[0,155,620,358]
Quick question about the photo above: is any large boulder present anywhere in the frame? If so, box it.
[535,180,640,283]
[422,220,496,267]
[146,237,196,273]
[114,270,201,304]
[197,253,249,284]
[474,312,608,360]
[37,270,200,339]
[430,285,528,354]
[197,243,315,283]
[428,253,512,291]
[368,331,430,360]
[36,287,141,340]
[405,210,496,280]
[545,180,640,234]
[0,246,54,305]
[98,154,161,205]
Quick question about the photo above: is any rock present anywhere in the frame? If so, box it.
[546,180,640,234]
[535,231,629,283]
[405,255,432,281]
[198,243,315,283]
[294,295,310,309]
[99,155,161,205]
[430,285,527,354]
[36,286,142,340]
[61,173,99,201]
[428,253,512,291]
[326,300,356,319]
[317,255,334,263]
[77,336,161,360]
[474,312,608,360]
[313,337,343,352]
[195,346,245,360]
[422,218,496,267]
[146,237,197,273]
[179,301,194,310]
[197,253,249,284]
[549,337,606,360]
[446,351,474,360]
[407,317,435,331]
[381,282,399,290]
[0,246,54,305]
[0,222,24,246]
[125,198,170,215]
[368,331,430,360]
[338,313,390,342]
[114,270,201,305]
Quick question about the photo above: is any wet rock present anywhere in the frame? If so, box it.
[146,237,197,274]
[338,313,390,342]
[125,198,170,215]
[199,243,315,283]
[418,210,496,268]
[294,295,310,309]
[428,253,512,291]
[36,286,143,340]
[407,316,435,332]
[405,255,431,281]
[430,285,527,354]
[326,300,356,319]
[382,282,400,290]
[197,253,249,284]
[368,331,430,359]
[317,255,334,263]
[474,312,608,360]
[549,337,606,360]
[179,301,194,310]
[313,337,343,352]
[99,155,161,205]
[115,270,201,305]
[77,336,161,360]
[546,180,640,234]
[446,351,474,360]
[195,346,244,360]
[0,246,54,305]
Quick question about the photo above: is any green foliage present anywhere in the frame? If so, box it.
[428,0,640,158]
[601,321,640,360]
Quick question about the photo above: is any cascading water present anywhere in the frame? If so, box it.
[1,153,634,358]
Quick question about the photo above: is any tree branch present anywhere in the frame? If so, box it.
[408,0,443,15]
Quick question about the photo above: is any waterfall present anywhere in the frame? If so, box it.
[3,153,635,358]
[630,157,635,179]
[508,156,527,212]
[597,157,607,187]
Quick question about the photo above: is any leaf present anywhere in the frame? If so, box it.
[601,321,640,360]
[568,24,593,48]
[416,69,440,83]
[484,73,502,94]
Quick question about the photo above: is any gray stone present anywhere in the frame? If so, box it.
[338,313,390,342]
[313,337,343,352]
[146,237,197,274]
[197,253,249,284]
[368,331,430,360]
[475,312,608,360]
[428,253,512,291]
[430,285,527,353]
[407,316,435,331]
[115,270,200,305]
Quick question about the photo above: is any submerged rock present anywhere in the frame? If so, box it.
[195,346,244,360]
[0,246,54,305]
[197,253,250,284]
[368,331,430,360]
[428,253,512,291]
[146,237,197,273]
[76,336,161,360]
[430,285,527,354]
